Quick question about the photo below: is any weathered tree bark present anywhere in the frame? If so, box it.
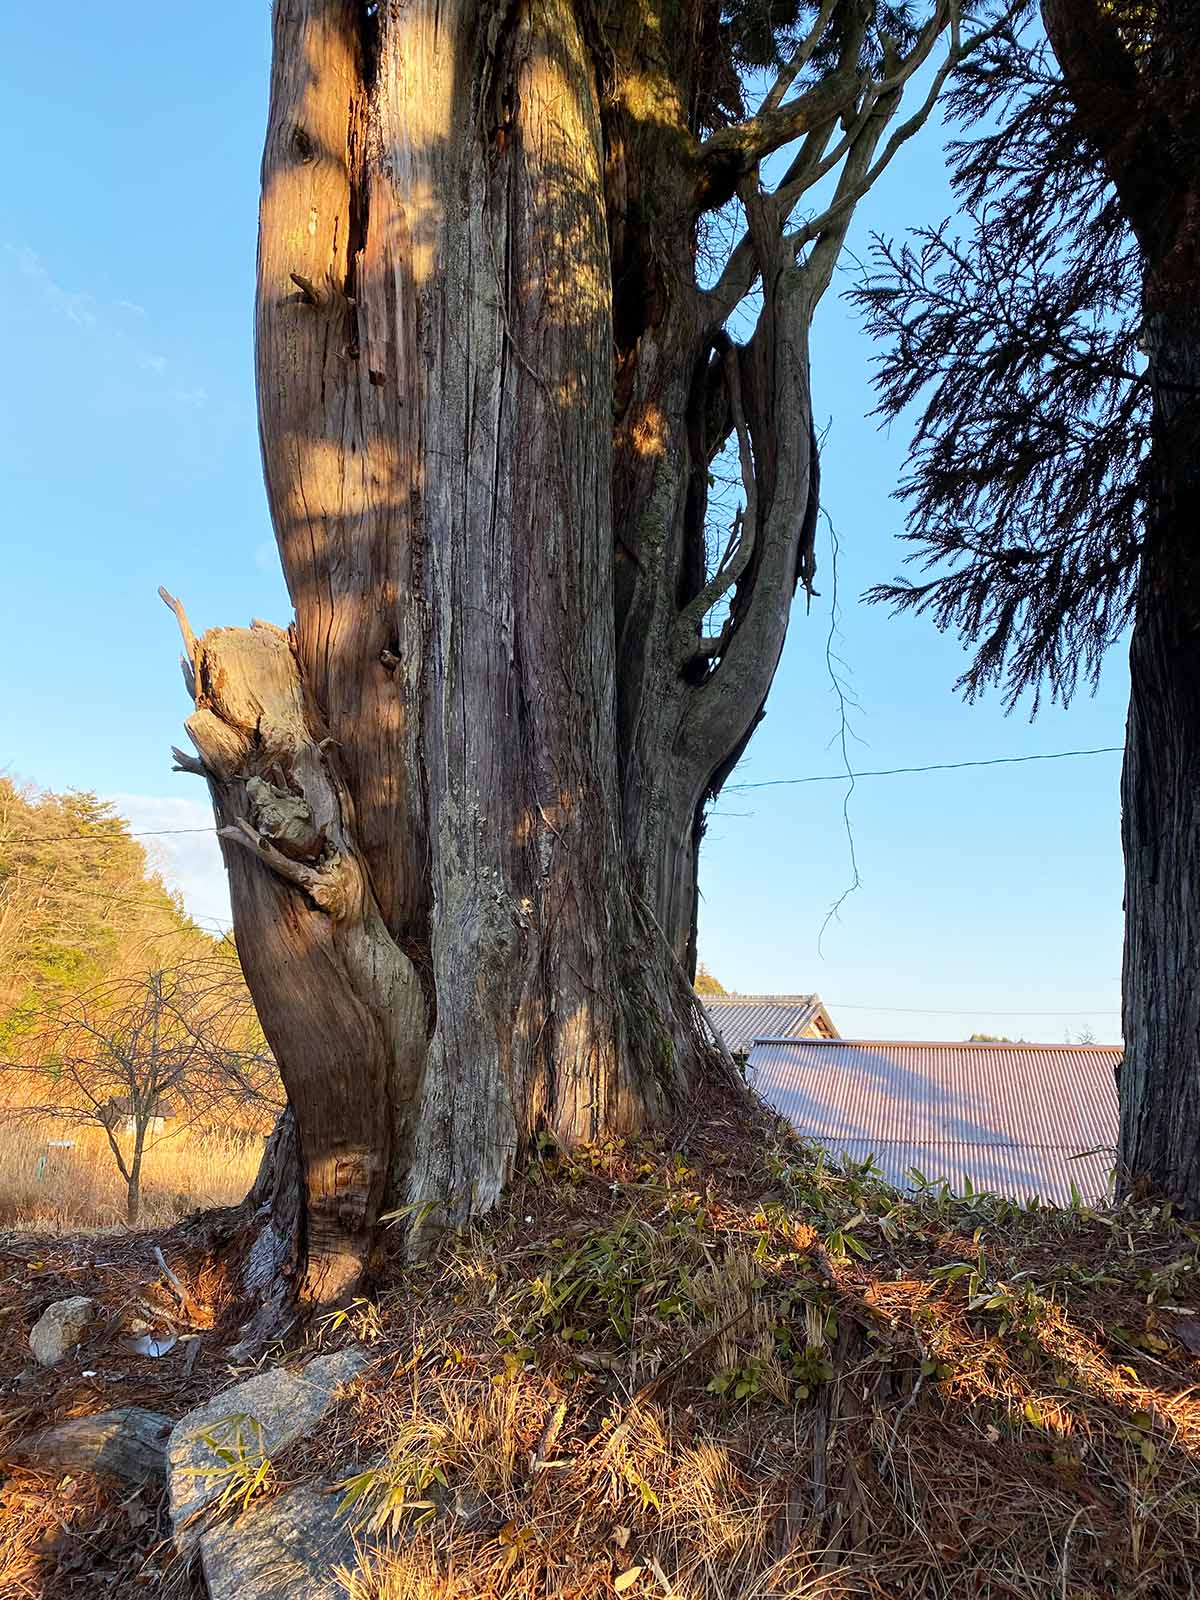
[1043,0,1200,1210]
[166,0,976,1317]
[173,0,734,1308]
[1118,299,1200,1209]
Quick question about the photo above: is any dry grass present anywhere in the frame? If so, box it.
[3,1101,1199,1599]
[0,1119,261,1232]
[267,1115,1200,1600]
[0,1465,185,1600]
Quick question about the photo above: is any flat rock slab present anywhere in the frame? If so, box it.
[168,1345,368,1549]
[10,1406,172,1483]
[199,1483,367,1600]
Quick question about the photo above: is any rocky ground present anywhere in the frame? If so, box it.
[2,1096,1199,1599]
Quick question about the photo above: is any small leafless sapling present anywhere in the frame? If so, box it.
[1,956,281,1224]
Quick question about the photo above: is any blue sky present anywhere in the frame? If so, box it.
[0,7,1127,1042]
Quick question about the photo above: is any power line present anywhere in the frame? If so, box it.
[0,745,1125,846]
[1,880,232,934]
[15,889,1118,1012]
[1,825,215,846]
[726,745,1122,792]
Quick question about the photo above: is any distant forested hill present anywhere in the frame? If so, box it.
[0,777,224,1051]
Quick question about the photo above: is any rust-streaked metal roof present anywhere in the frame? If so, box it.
[748,1038,1121,1205]
[703,994,838,1055]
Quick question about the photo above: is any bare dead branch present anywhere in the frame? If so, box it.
[218,820,326,895]
[157,586,199,665]
[171,745,209,778]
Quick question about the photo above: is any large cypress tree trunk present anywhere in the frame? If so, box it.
[169,0,738,1311]
[164,0,965,1318]
[1119,299,1200,1209]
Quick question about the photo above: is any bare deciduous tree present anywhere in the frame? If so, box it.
[2,958,280,1224]
[162,0,1014,1324]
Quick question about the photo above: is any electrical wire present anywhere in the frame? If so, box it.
[11,887,1118,1013]
[0,880,231,933]
[3,745,1127,1012]
[0,745,1124,845]
[726,745,1122,791]
[1,825,215,846]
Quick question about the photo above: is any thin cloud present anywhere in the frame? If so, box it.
[105,791,230,931]
[8,243,96,328]
[5,243,208,404]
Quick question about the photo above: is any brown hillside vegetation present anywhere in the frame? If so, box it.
[2,1094,1198,1599]
[0,778,209,1043]
[0,780,280,1231]
[1,958,279,1224]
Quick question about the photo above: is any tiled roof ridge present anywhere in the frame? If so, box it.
[709,993,816,1006]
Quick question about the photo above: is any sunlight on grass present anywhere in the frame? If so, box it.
[0,1118,261,1232]
[301,1122,1200,1599]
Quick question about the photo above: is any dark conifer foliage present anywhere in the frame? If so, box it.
[855,0,1200,1210]
[852,10,1149,710]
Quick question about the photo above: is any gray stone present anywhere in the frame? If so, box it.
[199,1483,366,1600]
[167,1345,369,1548]
[29,1296,98,1366]
[10,1406,171,1483]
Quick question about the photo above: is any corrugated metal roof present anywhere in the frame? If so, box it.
[704,995,830,1055]
[748,1038,1121,1205]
